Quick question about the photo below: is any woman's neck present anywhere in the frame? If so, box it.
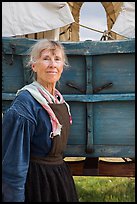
[36,80,56,96]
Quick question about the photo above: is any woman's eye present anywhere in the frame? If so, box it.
[55,58,61,61]
[44,57,50,61]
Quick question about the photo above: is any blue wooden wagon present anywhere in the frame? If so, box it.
[2,37,135,176]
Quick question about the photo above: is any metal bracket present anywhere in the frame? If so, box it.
[2,43,16,65]
[66,82,113,93]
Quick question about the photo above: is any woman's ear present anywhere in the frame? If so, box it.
[31,63,37,73]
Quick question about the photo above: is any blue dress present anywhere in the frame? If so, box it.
[2,90,78,202]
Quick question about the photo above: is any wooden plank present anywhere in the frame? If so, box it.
[64,145,135,158]
[98,160,135,177]
[85,55,94,153]
[86,103,94,153]
[66,159,135,177]
[63,93,135,102]
[3,93,135,101]
[2,37,135,55]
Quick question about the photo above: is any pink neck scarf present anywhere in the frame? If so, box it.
[16,81,72,138]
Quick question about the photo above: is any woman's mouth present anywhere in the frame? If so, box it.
[47,71,57,74]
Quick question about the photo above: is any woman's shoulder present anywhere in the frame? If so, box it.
[13,90,37,108]
[16,89,41,104]
[6,90,40,122]
[16,89,34,101]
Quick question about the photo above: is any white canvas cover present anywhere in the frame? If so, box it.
[2,2,74,37]
[111,2,135,38]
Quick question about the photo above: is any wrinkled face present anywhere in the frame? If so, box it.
[32,49,64,85]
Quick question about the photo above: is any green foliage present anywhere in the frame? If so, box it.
[74,176,135,202]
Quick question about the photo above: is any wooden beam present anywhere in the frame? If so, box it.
[66,158,135,177]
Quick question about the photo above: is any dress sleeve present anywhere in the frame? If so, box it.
[2,109,36,202]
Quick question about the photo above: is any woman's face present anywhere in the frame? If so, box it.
[32,49,64,86]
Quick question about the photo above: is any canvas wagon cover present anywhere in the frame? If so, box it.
[111,2,135,38]
[2,2,74,37]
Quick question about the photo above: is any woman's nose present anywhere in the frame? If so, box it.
[49,60,57,66]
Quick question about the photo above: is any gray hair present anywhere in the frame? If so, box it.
[26,39,69,81]
[27,39,68,67]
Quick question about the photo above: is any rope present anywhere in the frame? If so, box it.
[75,21,129,40]
[75,21,104,34]
[110,30,129,39]
[59,21,129,40]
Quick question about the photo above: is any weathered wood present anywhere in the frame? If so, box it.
[66,158,135,177]
[2,37,135,55]
[64,94,135,102]
[2,93,135,102]
[2,38,135,172]
[64,145,135,158]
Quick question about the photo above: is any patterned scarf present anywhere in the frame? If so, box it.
[16,81,72,138]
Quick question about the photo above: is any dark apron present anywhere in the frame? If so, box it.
[25,103,78,202]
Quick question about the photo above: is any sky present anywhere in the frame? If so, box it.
[79,2,107,41]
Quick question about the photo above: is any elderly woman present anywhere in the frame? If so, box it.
[2,40,78,202]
